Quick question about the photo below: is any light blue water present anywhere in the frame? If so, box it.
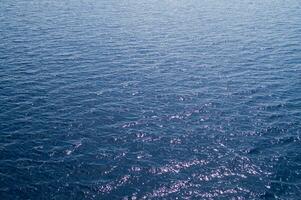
[0,0,301,199]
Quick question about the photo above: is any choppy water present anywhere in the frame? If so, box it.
[1,0,301,199]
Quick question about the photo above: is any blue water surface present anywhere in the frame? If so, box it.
[0,0,301,199]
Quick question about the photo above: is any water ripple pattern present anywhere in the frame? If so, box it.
[0,0,301,199]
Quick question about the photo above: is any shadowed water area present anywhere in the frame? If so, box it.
[0,0,301,199]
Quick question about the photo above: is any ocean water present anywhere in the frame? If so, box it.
[0,0,301,199]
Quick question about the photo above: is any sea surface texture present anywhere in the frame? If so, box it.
[0,0,301,199]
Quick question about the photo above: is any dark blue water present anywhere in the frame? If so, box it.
[1,0,301,199]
